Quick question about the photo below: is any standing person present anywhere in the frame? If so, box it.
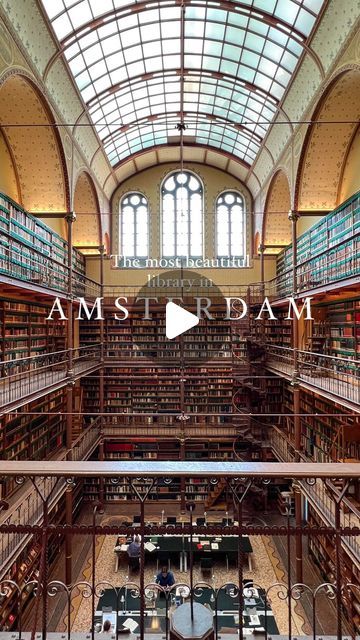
[156,565,175,587]
[127,534,141,559]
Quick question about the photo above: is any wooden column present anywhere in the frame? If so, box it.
[65,212,76,586]
[288,209,303,584]
[99,245,105,504]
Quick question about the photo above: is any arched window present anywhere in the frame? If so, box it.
[120,193,149,258]
[216,192,245,259]
[162,171,203,258]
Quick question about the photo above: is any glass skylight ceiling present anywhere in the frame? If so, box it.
[41,0,325,166]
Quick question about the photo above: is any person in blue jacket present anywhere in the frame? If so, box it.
[156,565,175,587]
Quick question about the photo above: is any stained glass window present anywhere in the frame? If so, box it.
[162,172,203,259]
[120,193,149,258]
[216,192,245,259]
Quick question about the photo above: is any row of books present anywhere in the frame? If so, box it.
[0,192,85,292]
[276,190,360,293]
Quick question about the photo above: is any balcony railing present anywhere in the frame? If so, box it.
[0,462,359,640]
[265,345,360,406]
[0,344,101,409]
[265,233,360,300]
[269,427,360,563]
[0,239,102,299]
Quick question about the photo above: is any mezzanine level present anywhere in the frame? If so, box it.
[269,427,360,567]
[265,346,360,410]
[0,462,359,640]
[0,345,101,412]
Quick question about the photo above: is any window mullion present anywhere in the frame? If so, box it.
[174,192,178,257]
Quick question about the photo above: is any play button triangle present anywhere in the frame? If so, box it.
[166,301,199,339]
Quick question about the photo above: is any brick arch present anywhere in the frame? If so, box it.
[262,170,291,251]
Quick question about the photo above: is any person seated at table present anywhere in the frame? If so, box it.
[102,619,112,633]
[127,534,141,558]
[156,565,175,588]
[114,535,126,551]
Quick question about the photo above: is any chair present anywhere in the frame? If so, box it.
[200,557,213,576]
[128,556,140,572]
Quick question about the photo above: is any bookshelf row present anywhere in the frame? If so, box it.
[0,483,83,631]
[0,192,85,293]
[80,302,235,361]
[82,365,241,421]
[0,298,66,375]
[308,508,360,633]
[261,297,360,374]
[275,378,360,462]
[276,190,360,293]
[83,442,236,502]
[0,389,66,496]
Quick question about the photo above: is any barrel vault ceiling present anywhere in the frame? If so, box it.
[40,0,326,175]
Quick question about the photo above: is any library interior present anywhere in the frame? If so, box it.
[0,1,360,639]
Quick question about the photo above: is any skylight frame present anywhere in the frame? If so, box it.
[41,0,325,166]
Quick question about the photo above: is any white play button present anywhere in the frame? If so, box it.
[166,301,199,339]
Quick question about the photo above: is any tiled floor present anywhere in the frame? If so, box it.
[67,511,307,636]
[23,504,347,637]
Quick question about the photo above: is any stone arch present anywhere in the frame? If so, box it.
[295,67,360,211]
[0,73,70,224]
[262,170,291,250]
[73,171,101,249]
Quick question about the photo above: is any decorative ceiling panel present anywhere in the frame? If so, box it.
[41,0,325,166]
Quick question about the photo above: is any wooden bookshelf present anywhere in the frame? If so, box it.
[83,439,235,503]
[81,298,234,363]
[0,192,85,293]
[308,508,360,634]
[0,484,83,631]
[276,190,360,293]
[0,298,67,378]
[81,365,236,427]
[0,389,66,496]
[261,375,283,415]
[263,309,292,348]
[324,299,360,363]
[275,381,360,462]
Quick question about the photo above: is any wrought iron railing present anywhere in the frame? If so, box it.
[265,345,360,405]
[0,463,359,640]
[264,233,360,300]
[0,344,101,409]
[269,427,360,562]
